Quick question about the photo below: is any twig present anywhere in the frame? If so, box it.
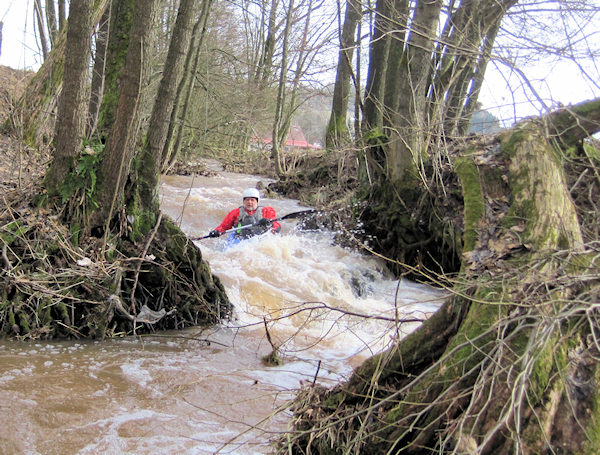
[2,242,11,270]
[129,212,163,309]
[312,360,321,386]
[263,316,277,352]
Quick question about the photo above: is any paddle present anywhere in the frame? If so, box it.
[194,209,317,240]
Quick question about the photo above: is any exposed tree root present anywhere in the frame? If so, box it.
[0,184,231,340]
[276,117,600,454]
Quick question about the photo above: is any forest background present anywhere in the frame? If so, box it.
[2,0,598,149]
[1,0,600,454]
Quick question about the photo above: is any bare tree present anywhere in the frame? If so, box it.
[325,0,361,149]
[162,0,214,170]
[33,0,50,60]
[45,0,59,44]
[87,3,111,137]
[133,0,197,226]
[271,0,295,176]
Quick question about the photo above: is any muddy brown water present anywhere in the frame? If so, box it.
[0,164,447,454]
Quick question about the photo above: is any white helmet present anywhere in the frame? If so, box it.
[242,187,260,203]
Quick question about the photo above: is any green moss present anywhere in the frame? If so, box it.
[162,218,188,263]
[583,366,600,454]
[96,0,135,137]
[444,299,501,375]
[527,340,564,405]
[323,392,345,411]
[499,126,529,160]
[18,313,30,334]
[455,156,485,252]
[56,301,71,324]
[70,222,81,245]
[1,220,30,245]
[37,299,53,326]
[262,349,283,366]
[128,209,156,243]
[583,141,600,160]
[326,112,350,149]
[565,251,599,274]
[8,311,16,330]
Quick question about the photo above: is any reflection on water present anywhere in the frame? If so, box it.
[0,165,447,454]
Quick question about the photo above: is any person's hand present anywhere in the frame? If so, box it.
[208,230,221,238]
[257,218,272,227]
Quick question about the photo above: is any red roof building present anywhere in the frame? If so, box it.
[251,126,321,152]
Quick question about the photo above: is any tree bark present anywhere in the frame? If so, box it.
[45,0,59,44]
[95,0,136,140]
[34,0,50,60]
[279,99,600,455]
[44,0,92,196]
[91,0,160,233]
[134,0,197,233]
[325,0,361,149]
[271,0,295,176]
[87,3,111,138]
[387,0,442,180]
[58,0,67,29]
[434,0,515,137]
[254,0,280,86]
[162,0,213,170]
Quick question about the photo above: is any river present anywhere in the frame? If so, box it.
[0,164,447,454]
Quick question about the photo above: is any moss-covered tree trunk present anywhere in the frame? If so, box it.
[44,0,92,197]
[279,100,600,454]
[90,0,159,234]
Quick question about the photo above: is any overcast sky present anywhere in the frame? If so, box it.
[1,1,42,70]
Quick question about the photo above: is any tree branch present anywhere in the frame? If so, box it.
[546,97,600,146]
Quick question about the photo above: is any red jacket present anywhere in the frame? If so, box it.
[215,206,281,233]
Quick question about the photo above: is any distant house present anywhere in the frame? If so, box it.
[251,125,321,152]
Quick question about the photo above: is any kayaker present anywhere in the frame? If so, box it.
[208,188,281,239]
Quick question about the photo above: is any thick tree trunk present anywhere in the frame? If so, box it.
[136,0,196,228]
[325,0,361,149]
[44,0,92,197]
[386,0,442,180]
[279,100,600,454]
[363,0,409,133]
[95,0,136,140]
[92,0,159,233]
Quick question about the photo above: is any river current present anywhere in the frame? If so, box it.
[0,164,447,454]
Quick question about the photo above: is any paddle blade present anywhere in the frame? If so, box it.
[278,209,317,221]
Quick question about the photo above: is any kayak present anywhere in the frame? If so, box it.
[223,229,272,249]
